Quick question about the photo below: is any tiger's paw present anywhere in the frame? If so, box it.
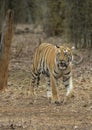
[51,100,61,105]
[63,93,74,105]
[63,97,68,105]
[51,97,60,105]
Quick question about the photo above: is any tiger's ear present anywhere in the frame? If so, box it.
[55,45,60,48]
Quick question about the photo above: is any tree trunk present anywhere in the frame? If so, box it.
[0,9,13,90]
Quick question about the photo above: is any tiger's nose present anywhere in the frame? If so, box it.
[60,61,66,66]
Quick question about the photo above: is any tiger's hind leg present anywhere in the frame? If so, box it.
[31,71,40,97]
[46,76,52,101]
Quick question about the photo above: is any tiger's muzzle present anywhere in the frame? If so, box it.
[58,60,68,70]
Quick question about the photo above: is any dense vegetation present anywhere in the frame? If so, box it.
[0,0,92,48]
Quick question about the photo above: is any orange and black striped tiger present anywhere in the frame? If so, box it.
[31,43,73,104]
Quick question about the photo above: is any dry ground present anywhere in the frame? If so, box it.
[0,25,92,130]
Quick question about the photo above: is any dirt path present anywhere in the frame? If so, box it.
[0,31,92,130]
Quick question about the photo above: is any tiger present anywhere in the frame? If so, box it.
[31,43,73,104]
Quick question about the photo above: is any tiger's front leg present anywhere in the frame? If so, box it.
[50,73,60,104]
[63,73,73,103]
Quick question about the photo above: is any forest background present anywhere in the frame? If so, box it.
[0,0,92,48]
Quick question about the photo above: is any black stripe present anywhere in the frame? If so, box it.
[32,74,36,79]
[34,72,38,76]
[54,69,59,74]
[65,84,69,88]
[45,72,50,77]
[63,76,70,82]
[32,80,35,84]
[64,71,70,75]
[42,61,45,74]
[47,80,50,85]
[37,71,41,75]
[31,72,38,79]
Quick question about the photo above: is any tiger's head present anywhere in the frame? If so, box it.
[55,45,72,70]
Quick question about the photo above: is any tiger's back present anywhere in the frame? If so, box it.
[32,43,57,72]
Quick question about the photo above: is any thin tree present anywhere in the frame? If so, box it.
[0,9,13,90]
